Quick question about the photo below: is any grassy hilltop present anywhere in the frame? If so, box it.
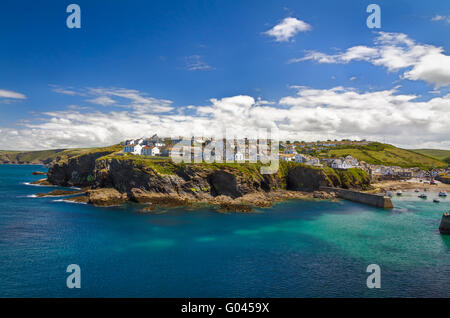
[0,145,123,165]
[411,149,450,164]
[314,142,447,169]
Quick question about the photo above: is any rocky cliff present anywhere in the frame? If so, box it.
[46,152,371,208]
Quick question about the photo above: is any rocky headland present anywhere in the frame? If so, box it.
[33,149,371,212]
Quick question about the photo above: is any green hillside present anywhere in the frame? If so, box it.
[411,149,450,164]
[317,142,447,170]
[0,145,122,164]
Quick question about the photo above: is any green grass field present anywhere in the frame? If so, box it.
[319,142,447,169]
[0,145,122,164]
[411,149,450,161]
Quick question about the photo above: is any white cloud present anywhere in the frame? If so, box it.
[264,17,311,42]
[293,32,450,87]
[86,96,116,106]
[0,89,26,99]
[53,86,174,113]
[184,55,213,71]
[431,15,450,24]
[50,85,80,96]
[1,86,450,150]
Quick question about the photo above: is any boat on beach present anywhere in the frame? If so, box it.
[418,193,427,199]
[439,191,448,197]
[414,189,419,192]
[396,190,402,196]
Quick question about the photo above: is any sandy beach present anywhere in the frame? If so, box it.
[370,178,450,193]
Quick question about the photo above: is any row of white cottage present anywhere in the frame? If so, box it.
[281,153,359,169]
[123,144,161,156]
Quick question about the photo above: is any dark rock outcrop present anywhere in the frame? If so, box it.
[47,151,114,187]
[287,166,334,191]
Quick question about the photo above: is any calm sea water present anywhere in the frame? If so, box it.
[0,164,449,297]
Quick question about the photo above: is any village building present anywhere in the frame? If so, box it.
[294,154,308,163]
[280,154,295,162]
[284,146,295,154]
[141,146,160,156]
[234,152,244,161]
[124,144,143,155]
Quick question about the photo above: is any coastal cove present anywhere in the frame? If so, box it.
[0,164,450,297]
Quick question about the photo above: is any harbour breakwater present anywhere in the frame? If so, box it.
[439,214,450,235]
[320,186,394,209]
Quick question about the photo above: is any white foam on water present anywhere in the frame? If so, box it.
[52,199,87,205]
[22,182,56,187]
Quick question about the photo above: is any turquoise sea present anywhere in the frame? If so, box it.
[0,164,449,297]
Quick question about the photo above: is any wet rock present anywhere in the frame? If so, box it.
[86,188,127,206]
[218,203,253,213]
[64,196,89,204]
[32,171,47,175]
[30,178,52,186]
[35,189,85,197]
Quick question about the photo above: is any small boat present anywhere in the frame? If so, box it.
[418,193,427,199]
[439,191,448,197]
[387,192,393,197]
[396,190,402,196]
[430,180,436,185]
[434,199,440,203]
[414,189,419,192]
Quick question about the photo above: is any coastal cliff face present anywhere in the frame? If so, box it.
[92,158,282,199]
[47,151,115,187]
[46,152,371,206]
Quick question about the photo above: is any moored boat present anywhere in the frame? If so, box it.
[433,199,440,203]
[418,193,427,199]
[439,191,448,197]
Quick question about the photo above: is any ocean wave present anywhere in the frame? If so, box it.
[22,182,56,187]
[52,199,87,205]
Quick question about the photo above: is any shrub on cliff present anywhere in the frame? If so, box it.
[335,168,371,190]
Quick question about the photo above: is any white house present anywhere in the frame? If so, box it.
[294,154,308,163]
[234,152,244,161]
[331,159,343,169]
[142,146,160,156]
[344,155,359,167]
[306,158,321,166]
[331,159,354,169]
[124,144,143,155]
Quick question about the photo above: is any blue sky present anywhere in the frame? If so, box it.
[0,0,449,150]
